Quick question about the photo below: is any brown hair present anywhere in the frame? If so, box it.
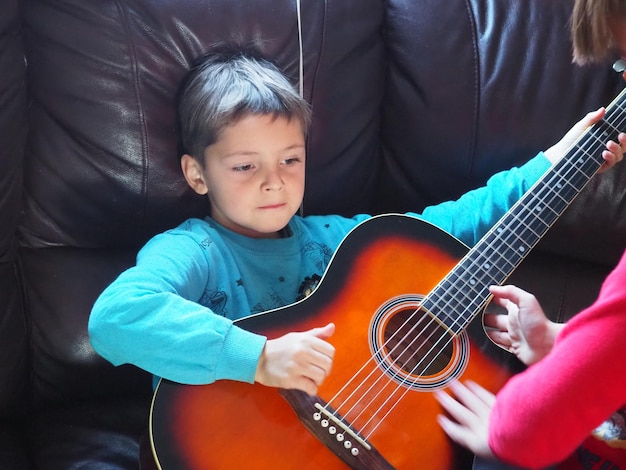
[571,0,626,64]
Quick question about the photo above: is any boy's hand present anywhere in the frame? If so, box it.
[543,107,626,171]
[255,323,335,395]
[484,285,562,366]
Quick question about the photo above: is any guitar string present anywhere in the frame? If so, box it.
[324,120,611,431]
[327,98,626,431]
[356,100,626,437]
[351,122,616,437]
[357,101,626,437]
[322,96,626,439]
[360,125,616,437]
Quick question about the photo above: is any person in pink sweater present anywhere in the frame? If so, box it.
[436,250,626,468]
[435,2,626,468]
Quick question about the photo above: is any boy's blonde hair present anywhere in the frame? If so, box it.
[572,0,626,64]
[178,49,312,163]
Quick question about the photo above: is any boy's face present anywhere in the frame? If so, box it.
[181,114,306,238]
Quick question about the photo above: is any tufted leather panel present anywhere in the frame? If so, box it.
[381,0,626,321]
[0,2,29,467]
[0,0,28,420]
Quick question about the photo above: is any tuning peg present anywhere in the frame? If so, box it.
[613,59,626,73]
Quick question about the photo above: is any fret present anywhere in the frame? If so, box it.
[476,241,523,274]
[545,179,577,207]
[495,213,548,241]
[424,87,626,334]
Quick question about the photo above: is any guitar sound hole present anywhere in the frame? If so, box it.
[383,308,454,377]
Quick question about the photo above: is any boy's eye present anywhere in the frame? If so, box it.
[282,157,302,165]
[233,164,253,172]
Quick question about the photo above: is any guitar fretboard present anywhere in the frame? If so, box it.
[423,89,626,333]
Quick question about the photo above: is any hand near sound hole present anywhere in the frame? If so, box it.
[434,380,495,459]
[435,284,565,457]
[484,285,563,366]
[255,323,336,395]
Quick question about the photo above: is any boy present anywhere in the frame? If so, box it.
[88,49,624,397]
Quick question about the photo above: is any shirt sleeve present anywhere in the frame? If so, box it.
[413,153,550,246]
[488,251,626,468]
[88,230,266,385]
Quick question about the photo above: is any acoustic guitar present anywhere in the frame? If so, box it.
[149,88,626,469]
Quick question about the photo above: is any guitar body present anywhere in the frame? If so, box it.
[150,214,517,469]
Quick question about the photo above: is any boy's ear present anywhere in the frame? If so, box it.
[181,154,209,195]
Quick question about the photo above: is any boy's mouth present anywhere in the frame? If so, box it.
[259,203,287,210]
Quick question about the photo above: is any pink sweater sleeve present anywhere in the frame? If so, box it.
[488,251,626,468]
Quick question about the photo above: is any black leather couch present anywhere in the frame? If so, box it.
[1,0,625,468]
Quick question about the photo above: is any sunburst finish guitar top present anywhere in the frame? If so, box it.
[151,216,509,469]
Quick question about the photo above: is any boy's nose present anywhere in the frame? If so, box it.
[262,168,284,190]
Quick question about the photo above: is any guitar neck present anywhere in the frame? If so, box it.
[427,89,626,333]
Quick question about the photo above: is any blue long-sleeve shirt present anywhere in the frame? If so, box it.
[88,153,549,386]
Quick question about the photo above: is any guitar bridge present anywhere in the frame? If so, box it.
[279,389,395,470]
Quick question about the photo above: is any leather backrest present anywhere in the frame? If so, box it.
[0,0,28,417]
[20,0,386,253]
[381,0,626,267]
[16,0,626,407]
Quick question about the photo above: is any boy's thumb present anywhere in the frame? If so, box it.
[312,322,335,339]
